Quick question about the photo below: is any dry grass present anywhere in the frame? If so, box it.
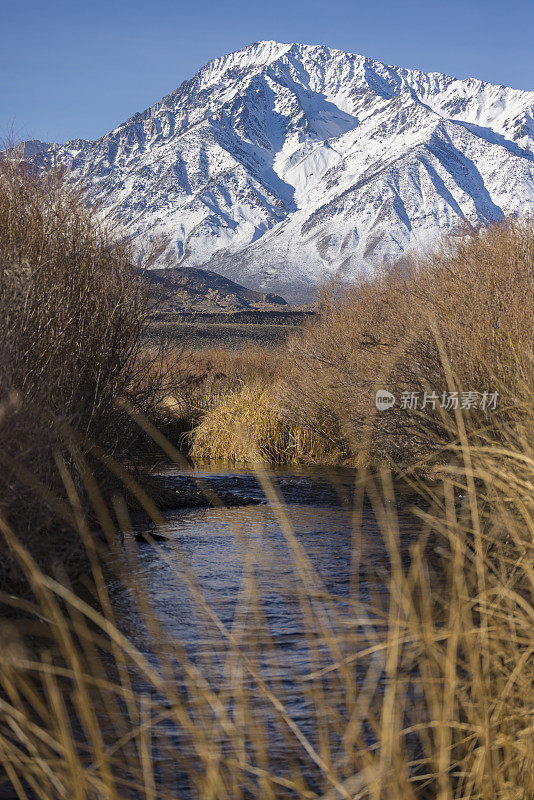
[0,377,532,799]
[143,345,292,447]
[145,344,342,463]
[174,220,534,469]
[190,381,336,463]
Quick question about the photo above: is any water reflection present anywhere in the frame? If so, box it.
[107,467,413,660]
[101,467,420,792]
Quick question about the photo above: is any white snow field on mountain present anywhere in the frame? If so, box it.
[23,41,534,300]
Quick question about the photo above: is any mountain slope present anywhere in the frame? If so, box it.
[23,41,534,299]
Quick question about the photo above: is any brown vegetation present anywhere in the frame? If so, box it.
[184,220,534,466]
[0,164,532,797]
[0,389,532,798]
[0,152,159,586]
[143,343,340,463]
[143,343,280,436]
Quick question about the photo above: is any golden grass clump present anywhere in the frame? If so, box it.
[139,343,282,435]
[189,381,335,463]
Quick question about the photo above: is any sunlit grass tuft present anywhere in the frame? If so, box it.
[190,382,340,464]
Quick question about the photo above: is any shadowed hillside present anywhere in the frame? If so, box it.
[148,266,288,311]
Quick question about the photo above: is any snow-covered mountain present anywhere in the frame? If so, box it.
[24,41,534,299]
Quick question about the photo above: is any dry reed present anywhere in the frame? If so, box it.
[0,375,532,799]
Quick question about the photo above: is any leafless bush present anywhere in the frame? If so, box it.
[0,150,160,586]
[285,219,534,463]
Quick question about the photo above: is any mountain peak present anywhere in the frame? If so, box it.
[21,43,534,300]
[194,40,293,85]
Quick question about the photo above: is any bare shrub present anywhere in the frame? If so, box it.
[285,219,534,463]
[0,151,158,586]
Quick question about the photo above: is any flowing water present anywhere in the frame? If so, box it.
[103,465,421,792]
[107,465,417,653]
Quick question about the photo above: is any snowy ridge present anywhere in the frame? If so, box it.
[24,41,534,299]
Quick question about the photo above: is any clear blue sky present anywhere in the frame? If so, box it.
[1,0,532,144]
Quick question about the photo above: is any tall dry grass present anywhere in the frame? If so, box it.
[142,344,338,463]
[190,381,335,463]
[143,343,281,435]
[0,373,532,799]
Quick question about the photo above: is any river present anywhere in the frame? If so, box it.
[102,464,421,795]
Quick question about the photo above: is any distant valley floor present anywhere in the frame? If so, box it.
[144,309,315,350]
